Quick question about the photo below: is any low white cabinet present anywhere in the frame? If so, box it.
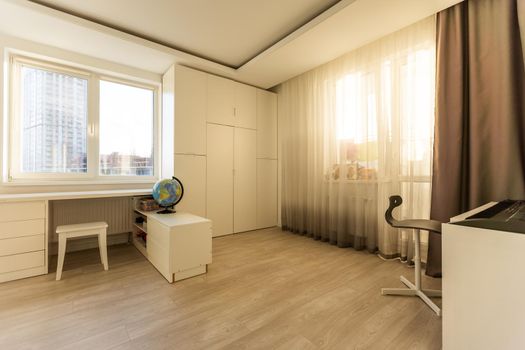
[133,211,212,283]
[0,200,48,283]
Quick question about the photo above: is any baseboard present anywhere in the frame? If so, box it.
[48,232,130,255]
[0,266,48,283]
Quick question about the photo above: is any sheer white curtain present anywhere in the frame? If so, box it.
[278,16,436,261]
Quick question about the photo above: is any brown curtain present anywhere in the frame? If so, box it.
[428,0,525,277]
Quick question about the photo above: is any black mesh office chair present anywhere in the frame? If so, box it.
[381,195,442,316]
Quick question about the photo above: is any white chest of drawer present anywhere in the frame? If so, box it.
[0,200,48,283]
[133,211,212,283]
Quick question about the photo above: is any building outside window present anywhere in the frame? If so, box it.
[20,65,88,174]
[8,55,158,183]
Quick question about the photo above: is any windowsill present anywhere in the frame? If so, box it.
[324,176,431,184]
[325,179,379,184]
[0,188,152,201]
[2,178,157,187]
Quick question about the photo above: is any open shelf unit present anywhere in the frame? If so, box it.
[131,197,153,257]
[133,222,147,232]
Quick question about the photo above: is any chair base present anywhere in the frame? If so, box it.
[382,276,442,316]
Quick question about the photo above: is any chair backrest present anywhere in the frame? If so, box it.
[384,195,442,233]
[385,195,403,227]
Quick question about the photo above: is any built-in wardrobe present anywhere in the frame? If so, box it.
[162,65,278,237]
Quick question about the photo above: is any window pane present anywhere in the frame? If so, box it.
[20,66,88,173]
[399,49,435,177]
[99,80,154,176]
[335,72,379,179]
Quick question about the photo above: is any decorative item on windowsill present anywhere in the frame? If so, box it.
[152,176,184,214]
[325,140,378,181]
[139,197,160,212]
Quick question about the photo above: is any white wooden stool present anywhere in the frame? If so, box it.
[55,222,109,280]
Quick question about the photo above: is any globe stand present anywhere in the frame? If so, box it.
[157,205,175,214]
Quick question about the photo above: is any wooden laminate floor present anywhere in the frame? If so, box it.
[0,228,442,350]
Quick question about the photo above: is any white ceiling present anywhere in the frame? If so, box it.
[0,0,463,89]
[30,0,341,68]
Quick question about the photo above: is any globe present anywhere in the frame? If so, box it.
[152,177,184,214]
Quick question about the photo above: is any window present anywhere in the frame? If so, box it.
[8,56,158,182]
[336,72,378,144]
[335,71,380,180]
[334,47,435,182]
[99,80,154,176]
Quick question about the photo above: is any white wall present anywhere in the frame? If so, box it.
[0,33,161,195]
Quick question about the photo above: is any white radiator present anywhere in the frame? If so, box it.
[49,197,133,254]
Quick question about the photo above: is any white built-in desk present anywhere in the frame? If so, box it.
[0,189,212,284]
[0,189,151,283]
[443,203,525,349]
[0,189,152,202]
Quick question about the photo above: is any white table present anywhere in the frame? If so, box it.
[443,203,525,349]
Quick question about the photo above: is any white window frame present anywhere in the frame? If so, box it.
[8,55,160,184]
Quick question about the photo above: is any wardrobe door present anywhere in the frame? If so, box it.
[207,74,235,126]
[174,65,207,155]
[234,128,257,233]
[206,124,234,237]
[257,159,278,229]
[174,154,206,217]
[256,89,277,159]
[234,82,256,129]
